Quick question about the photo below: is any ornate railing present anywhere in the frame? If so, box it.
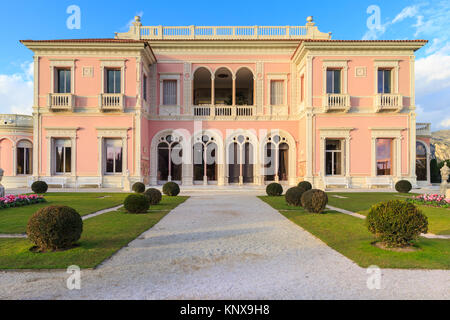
[416,122,431,136]
[47,93,74,110]
[193,105,255,118]
[374,94,403,112]
[116,16,331,41]
[99,94,124,111]
[0,114,33,127]
[322,94,350,112]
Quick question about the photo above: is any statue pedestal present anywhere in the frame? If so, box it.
[446,189,450,200]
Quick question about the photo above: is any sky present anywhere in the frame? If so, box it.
[0,0,448,130]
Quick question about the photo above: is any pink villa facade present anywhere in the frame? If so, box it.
[0,16,433,189]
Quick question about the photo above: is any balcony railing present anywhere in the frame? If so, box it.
[0,114,33,127]
[193,105,255,118]
[322,94,350,112]
[99,94,124,111]
[374,94,403,112]
[47,93,74,111]
[416,122,431,137]
[116,16,332,41]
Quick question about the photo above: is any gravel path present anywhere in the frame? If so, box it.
[0,192,448,300]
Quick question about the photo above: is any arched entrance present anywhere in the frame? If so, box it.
[228,135,255,184]
[262,131,296,184]
[157,134,182,183]
[193,134,219,185]
[416,141,428,182]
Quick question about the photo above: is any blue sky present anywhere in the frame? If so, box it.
[0,0,448,130]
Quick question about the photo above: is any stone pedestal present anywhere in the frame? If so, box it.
[122,170,131,192]
[446,188,450,200]
[0,168,4,197]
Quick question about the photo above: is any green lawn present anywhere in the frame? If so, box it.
[0,196,188,269]
[0,193,132,234]
[328,192,450,235]
[260,196,450,270]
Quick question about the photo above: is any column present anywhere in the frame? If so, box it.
[12,143,17,176]
[211,75,215,106]
[232,75,236,106]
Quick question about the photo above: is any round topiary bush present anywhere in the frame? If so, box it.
[367,200,428,247]
[144,188,162,205]
[301,189,328,213]
[285,186,308,207]
[31,181,48,194]
[297,181,312,191]
[395,180,412,193]
[162,182,180,196]
[266,183,283,196]
[124,194,150,213]
[132,182,146,193]
[27,206,83,252]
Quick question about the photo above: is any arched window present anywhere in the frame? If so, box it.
[264,135,289,181]
[235,68,254,105]
[193,135,217,183]
[416,141,427,181]
[157,134,182,182]
[228,135,254,184]
[17,140,32,175]
[214,67,232,105]
[193,67,212,105]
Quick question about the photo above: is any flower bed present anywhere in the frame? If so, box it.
[0,194,46,209]
[407,194,450,208]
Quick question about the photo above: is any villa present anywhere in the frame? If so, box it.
[0,16,432,189]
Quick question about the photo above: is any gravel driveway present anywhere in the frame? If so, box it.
[0,192,448,300]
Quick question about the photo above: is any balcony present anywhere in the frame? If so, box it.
[47,93,74,111]
[193,105,256,119]
[374,94,403,112]
[322,94,350,113]
[0,114,32,127]
[99,94,124,112]
[416,122,431,137]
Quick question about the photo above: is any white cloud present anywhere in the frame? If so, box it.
[0,61,33,115]
[392,5,419,23]
[416,45,450,96]
[439,117,450,128]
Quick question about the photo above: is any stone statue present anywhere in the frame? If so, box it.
[440,162,449,196]
[123,170,131,192]
[0,168,5,198]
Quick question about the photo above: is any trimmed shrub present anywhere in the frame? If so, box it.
[395,180,412,193]
[27,206,83,251]
[367,200,428,247]
[285,186,308,206]
[162,182,180,196]
[266,183,283,196]
[31,181,48,194]
[301,189,328,213]
[144,188,162,205]
[430,159,440,183]
[297,181,312,191]
[132,182,146,193]
[124,194,150,213]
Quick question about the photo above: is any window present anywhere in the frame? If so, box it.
[17,140,32,175]
[56,69,71,93]
[54,139,71,174]
[105,139,123,174]
[163,80,177,105]
[377,69,391,93]
[376,138,393,176]
[325,139,343,176]
[326,69,341,94]
[143,75,148,101]
[270,80,284,105]
[106,69,121,94]
[416,142,427,181]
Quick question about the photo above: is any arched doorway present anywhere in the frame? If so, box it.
[214,67,233,105]
[193,134,218,184]
[416,141,428,181]
[235,67,254,105]
[228,135,254,184]
[157,134,183,184]
[263,134,291,182]
[193,67,212,105]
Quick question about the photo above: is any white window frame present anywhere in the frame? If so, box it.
[325,139,344,176]
[45,127,78,177]
[16,140,33,176]
[267,74,288,107]
[319,128,353,178]
[374,60,399,94]
[370,127,404,178]
[322,60,348,95]
[103,138,124,175]
[100,60,126,94]
[159,73,181,107]
[96,128,130,177]
[49,59,75,94]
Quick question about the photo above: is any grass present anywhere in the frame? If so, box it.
[328,192,450,235]
[0,196,188,269]
[260,196,450,269]
[0,193,132,234]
